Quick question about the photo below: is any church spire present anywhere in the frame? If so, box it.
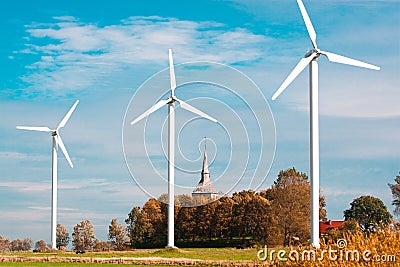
[201,137,210,185]
[192,137,218,198]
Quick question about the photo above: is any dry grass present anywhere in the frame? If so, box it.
[268,227,399,266]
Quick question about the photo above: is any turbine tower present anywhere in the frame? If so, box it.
[131,49,218,248]
[17,100,79,249]
[272,0,380,248]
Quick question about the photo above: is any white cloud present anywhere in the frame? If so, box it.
[0,151,47,161]
[0,181,49,192]
[17,16,270,96]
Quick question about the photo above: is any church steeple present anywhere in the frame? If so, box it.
[200,138,211,185]
[192,138,218,199]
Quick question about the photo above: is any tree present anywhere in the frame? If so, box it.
[22,238,33,251]
[93,239,110,252]
[344,195,393,232]
[242,192,271,244]
[192,201,215,241]
[56,224,70,249]
[261,168,310,246]
[35,240,47,252]
[176,206,197,242]
[72,220,96,251]
[10,238,32,251]
[108,218,128,250]
[0,236,10,252]
[125,206,155,248]
[211,197,234,240]
[10,239,23,251]
[388,172,400,215]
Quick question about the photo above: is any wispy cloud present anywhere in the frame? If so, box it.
[0,181,49,192]
[0,151,47,161]
[16,16,270,97]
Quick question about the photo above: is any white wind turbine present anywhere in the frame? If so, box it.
[131,49,218,248]
[272,0,380,248]
[17,100,79,250]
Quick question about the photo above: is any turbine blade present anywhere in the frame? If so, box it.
[56,134,73,168]
[321,51,380,70]
[169,49,177,95]
[272,53,316,100]
[16,126,53,132]
[131,99,170,125]
[176,98,218,123]
[57,100,79,130]
[297,0,317,49]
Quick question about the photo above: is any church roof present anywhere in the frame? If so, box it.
[193,140,218,194]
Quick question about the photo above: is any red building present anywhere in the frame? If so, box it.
[319,220,345,235]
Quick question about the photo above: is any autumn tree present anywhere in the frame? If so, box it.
[10,239,22,251]
[176,206,197,242]
[10,238,33,251]
[261,167,310,246]
[72,220,96,251]
[194,201,219,240]
[34,240,47,252]
[344,195,392,232]
[242,192,271,244]
[23,238,33,251]
[108,218,128,250]
[158,196,176,242]
[143,198,164,233]
[230,190,254,241]
[56,224,70,249]
[125,206,156,248]
[0,236,10,252]
[388,172,400,215]
[93,239,110,252]
[211,196,234,239]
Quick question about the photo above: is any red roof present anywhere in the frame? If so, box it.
[319,220,345,234]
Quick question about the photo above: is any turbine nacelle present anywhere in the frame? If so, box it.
[305,49,320,58]
[168,96,178,104]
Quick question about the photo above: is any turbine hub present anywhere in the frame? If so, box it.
[52,131,57,136]
[168,96,178,104]
[305,49,320,58]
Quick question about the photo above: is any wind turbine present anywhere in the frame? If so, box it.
[17,100,79,250]
[272,0,380,248]
[131,49,218,248]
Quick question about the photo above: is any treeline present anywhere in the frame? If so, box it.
[126,167,325,248]
[2,168,396,252]
[0,168,318,251]
[0,221,126,252]
[0,237,34,252]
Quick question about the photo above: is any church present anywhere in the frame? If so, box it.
[192,140,219,199]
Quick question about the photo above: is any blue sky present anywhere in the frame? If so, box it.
[0,0,399,243]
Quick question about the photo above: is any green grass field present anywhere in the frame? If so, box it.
[0,247,262,266]
[2,247,259,261]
